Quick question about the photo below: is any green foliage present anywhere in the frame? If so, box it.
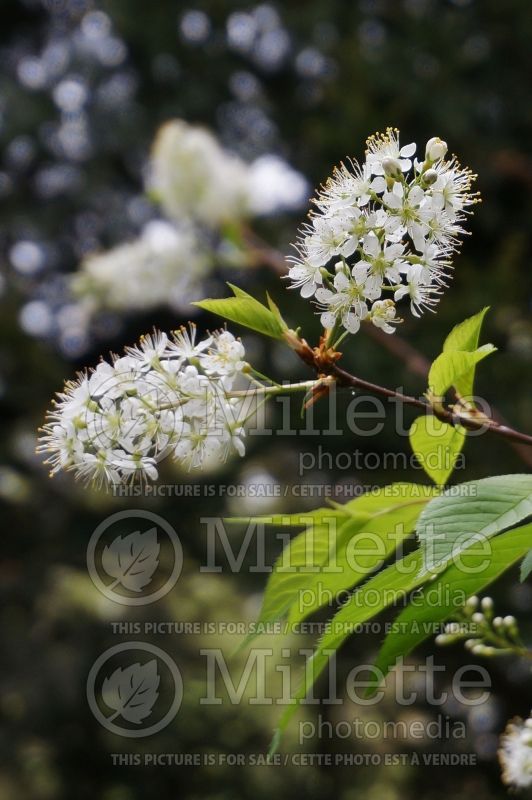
[417,474,532,573]
[443,306,489,353]
[428,347,496,399]
[193,284,287,339]
[520,549,532,581]
[228,484,436,641]
[370,522,532,693]
[250,475,532,752]
[409,414,465,486]
[429,307,495,399]
[410,309,496,486]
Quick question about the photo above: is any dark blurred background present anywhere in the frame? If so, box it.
[1,0,532,798]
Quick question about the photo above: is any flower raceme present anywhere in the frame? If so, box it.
[37,327,250,487]
[287,129,479,336]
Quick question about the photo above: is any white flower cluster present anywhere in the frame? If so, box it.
[72,221,210,314]
[69,121,308,334]
[37,326,249,487]
[288,128,478,336]
[499,713,532,788]
[149,120,308,227]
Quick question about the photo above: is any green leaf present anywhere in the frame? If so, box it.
[234,484,435,648]
[271,548,431,749]
[253,517,361,632]
[520,549,532,582]
[271,522,532,749]
[409,414,466,486]
[288,491,435,625]
[441,307,492,397]
[225,508,352,527]
[193,284,286,339]
[370,522,532,693]
[428,346,496,399]
[266,292,288,329]
[417,474,532,574]
[443,307,490,354]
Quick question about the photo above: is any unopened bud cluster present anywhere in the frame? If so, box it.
[287,128,479,336]
[435,595,526,657]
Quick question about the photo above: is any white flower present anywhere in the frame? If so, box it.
[365,128,416,176]
[499,714,532,788]
[315,268,372,334]
[370,299,400,334]
[303,216,353,265]
[315,160,386,211]
[430,163,477,213]
[149,120,309,226]
[286,254,324,298]
[246,154,309,216]
[200,331,247,381]
[167,323,212,360]
[125,331,169,370]
[359,233,406,286]
[394,264,440,317]
[289,129,478,336]
[38,326,250,487]
[382,182,431,251]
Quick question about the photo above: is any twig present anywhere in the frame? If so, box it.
[244,228,532,465]
[330,363,532,447]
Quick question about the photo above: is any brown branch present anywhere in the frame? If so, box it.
[330,363,532,448]
[243,228,532,465]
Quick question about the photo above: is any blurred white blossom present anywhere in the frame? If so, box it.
[149,120,251,227]
[149,120,307,225]
[499,713,532,788]
[246,154,309,215]
[72,220,210,313]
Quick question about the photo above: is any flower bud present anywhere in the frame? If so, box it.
[425,137,448,162]
[382,157,403,179]
[422,168,438,186]
[466,596,479,611]
[481,596,494,611]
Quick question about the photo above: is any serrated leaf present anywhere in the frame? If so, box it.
[369,522,532,694]
[102,528,160,592]
[271,521,532,749]
[288,492,435,625]
[417,474,532,574]
[266,292,288,329]
[193,284,286,339]
[101,660,160,724]
[236,484,435,642]
[409,414,466,486]
[520,549,532,582]
[270,548,431,749]
[440,307,492,397]
[428,346,496,399]
[443,307,490,354]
